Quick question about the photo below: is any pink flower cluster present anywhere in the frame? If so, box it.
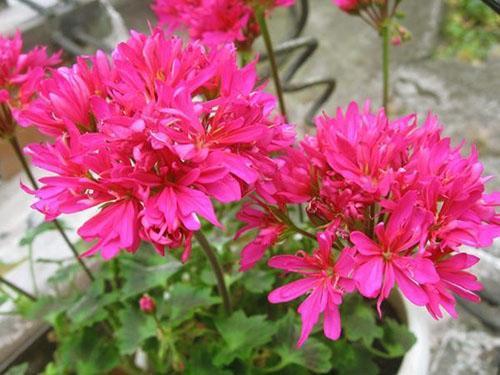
[0,32,60,137]
[21,29,294,261]
[238,101,500,345]
[152,0,295,48]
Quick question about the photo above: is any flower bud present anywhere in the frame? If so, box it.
[139,294,156,314]
[0,102,15,140]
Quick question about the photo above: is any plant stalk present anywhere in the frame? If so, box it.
[194,231,232,315]
[0,276,36,301]
[381,21,390,110]
[9,135,95,282]
[256,9,288,119]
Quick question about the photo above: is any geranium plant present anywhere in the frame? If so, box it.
[1,1,499,374]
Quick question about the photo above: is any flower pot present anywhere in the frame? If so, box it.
[390,292,431,375]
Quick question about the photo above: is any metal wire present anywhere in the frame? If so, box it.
[480,0,500,14]
[15,0,112,56]
[260,0,336,125]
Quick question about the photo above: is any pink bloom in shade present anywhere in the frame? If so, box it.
[332,0,360,12]
[139,294,156,313]
[152,0,295,48]
[0,31,60,111]
[268,231,355,347]
[351,191,439,314]
[235,202,286,270]
[422,250,482,319]
[19,52,112,136]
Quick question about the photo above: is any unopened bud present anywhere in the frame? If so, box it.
[139,294,156,314]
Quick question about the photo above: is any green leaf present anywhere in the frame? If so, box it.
[120,255,181,298]
[19,221,63,247]
[67,279,119,328]
[16,295,75,325]
[57,326,120,373]
[380,317,416,357]
[47,263,79,287]
[342,294,383,347]
[273,311,332,373]
[241,269,275,294]
[116,307,157,355]
[214,310,277,366]
[168,284,219,326]
[4,363,28,375]
[330,339,379,375]
[185,348,232,375]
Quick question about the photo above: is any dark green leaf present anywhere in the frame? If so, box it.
[273,311,332,373]
[168,284,219,326]
[67,279,119,328]
[185,347,232,375]
[57,326,120,373]
[241,269,275,294]
[120,255,181,298]
[214,310,277,366]
[330,339,379,375]
[342,294,383,347]
[116,307,157,355]
[380,317,416,357]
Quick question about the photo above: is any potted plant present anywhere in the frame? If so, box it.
[0,1,498,374]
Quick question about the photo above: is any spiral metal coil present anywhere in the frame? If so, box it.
[481,0,500,13]
[14,0,116,56]
[259,0,336,125]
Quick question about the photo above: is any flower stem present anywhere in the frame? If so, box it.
[256,9,288,119]
[0,276,36,301]
[9,135,95,282]
[381,21,390,110]
[194,231,232,315]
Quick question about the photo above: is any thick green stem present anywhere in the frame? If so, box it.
[194,231,232,315]
[9,135,95,282]
[0,276,36,301]
[256,9,288,119]
[382,22,390,110]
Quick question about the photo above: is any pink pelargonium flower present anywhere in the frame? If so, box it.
[422,249,482,319]
[0,31,60,110]
[235,202,286,270]
[153,0,295,48]
[351,191,440,314]
[22,29,293,260]
[268,231,355,346]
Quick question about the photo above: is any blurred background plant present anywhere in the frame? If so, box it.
[436,0,500,63]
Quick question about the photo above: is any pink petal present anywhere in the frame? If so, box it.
[394,266,429,306]
[268,278,319,303]
[323,303,342,341]
[297,286,327,347]
[354,257,384,298]
[350,231,381,256]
